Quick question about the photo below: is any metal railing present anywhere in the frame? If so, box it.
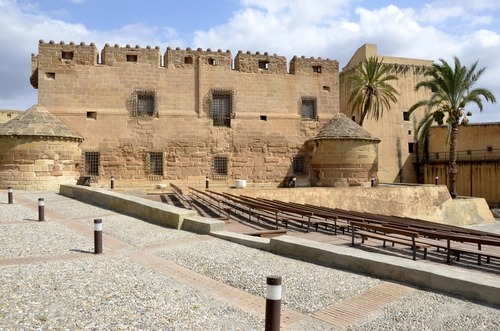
[425,148,500,163]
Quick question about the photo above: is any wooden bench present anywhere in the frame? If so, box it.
[169,183,193,209]
[350,221,430,261]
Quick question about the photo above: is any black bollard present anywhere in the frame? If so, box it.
[8,187,13,204]
[292,177,296,188]
[265,275,282,331]
[435,176,438,185]
[111,176,115,189]
[371,177,375,187]
[94,219,103,254]
[38,198,45,222]
[205,176,210,189]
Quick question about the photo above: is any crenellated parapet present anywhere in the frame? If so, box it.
[101,43,161,66]
[35,40,99,67]
[164,47,232,69]
[31,40,340,77]
[234,51,287,74]
[289,56,339,75]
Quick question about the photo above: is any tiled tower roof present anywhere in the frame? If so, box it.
[0,105,83,141]
[308,112,380,142]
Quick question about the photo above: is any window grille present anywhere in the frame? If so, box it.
[84,151,100,176]
[293,157,307,174]
[137,91,156,117]
[212,155,228,179]
[150,152,164,176]
[313,66,322,73]
[403,111,410,121]
[212,93,232,127]
[301,99,316,119]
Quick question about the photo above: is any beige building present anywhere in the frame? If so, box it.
[1,41,498,206]
[339,44,433,183]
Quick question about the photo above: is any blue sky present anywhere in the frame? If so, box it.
[1,0,500,122]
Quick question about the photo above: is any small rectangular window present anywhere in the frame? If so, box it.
[86,111,97,120]
[323,86,330,92]
[293,157,306,174]
[260,115,267,121]
[136,91,156,117]
[208,58,216,65]
[213,155,228,179]
[212,93,232,127]
[126,54,138,62]
[150,152,163,176]
[301,99,316,119]
[313,66,322,73]
[84,151,100,176]
[408,130,412,135]
[487,146,493,152]
[403,111,410,121]
[62,51,74,60]
[408,142,415,154]
[185,56,193,64]
[45,72,56,79]
[259,60,269,70]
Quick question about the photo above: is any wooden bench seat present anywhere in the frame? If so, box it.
[350,221,430,261]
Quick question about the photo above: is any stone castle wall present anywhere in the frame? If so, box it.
[31,40,340,186]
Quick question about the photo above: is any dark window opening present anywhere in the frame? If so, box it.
[467,150,472,155]
[45,72,55,79]
[86,111,97,120]
[352,115,356,122]
[62,51,74,60]
[185,56,193,64]
[208,58,216,65]
[213,156,228,179]
[435,153,440,160]
[260,115,267,121]
[212,93,232,127]
[126,54,138,62]
[323,86,330,92]
[403,111,410,121]
[313,66,322,73]
[293,157,306,174]
[150,152,164,176]
[408,142,415,154]
[408,130,412,135]
[84,151,100,176]
[136,91,156,117]
[259,60,270,70]
[301,99,316,119]
[487,146,493,152]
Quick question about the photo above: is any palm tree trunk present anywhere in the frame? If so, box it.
[448,120,459,198]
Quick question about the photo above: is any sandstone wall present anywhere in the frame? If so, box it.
[0,137,81,190]
[32,41,340,186]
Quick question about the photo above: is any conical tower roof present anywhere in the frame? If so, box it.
[0,105,83,141]
[308,112,380,142]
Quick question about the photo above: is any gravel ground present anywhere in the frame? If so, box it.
[1,190,499,331]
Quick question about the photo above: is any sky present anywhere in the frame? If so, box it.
[1,0,500,123]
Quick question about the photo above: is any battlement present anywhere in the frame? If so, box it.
[164,47,233,69]
[234,51,287,74]
[290,56,339,75]
[31,40,339,76]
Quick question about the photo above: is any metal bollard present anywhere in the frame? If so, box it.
[265,275,282,331]
[8,187,13,204]
[94,219,103,254]
[292,177,296,188]
[111,176,115,189]
[435,176,438,185]
[38,198,45,222]
[205,176,210,189]
[371,177,375,187]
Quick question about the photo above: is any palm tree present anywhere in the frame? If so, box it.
[348,56,399,126]
[409,56,496,198]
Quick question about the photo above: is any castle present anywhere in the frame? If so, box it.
[0,41,498,206]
